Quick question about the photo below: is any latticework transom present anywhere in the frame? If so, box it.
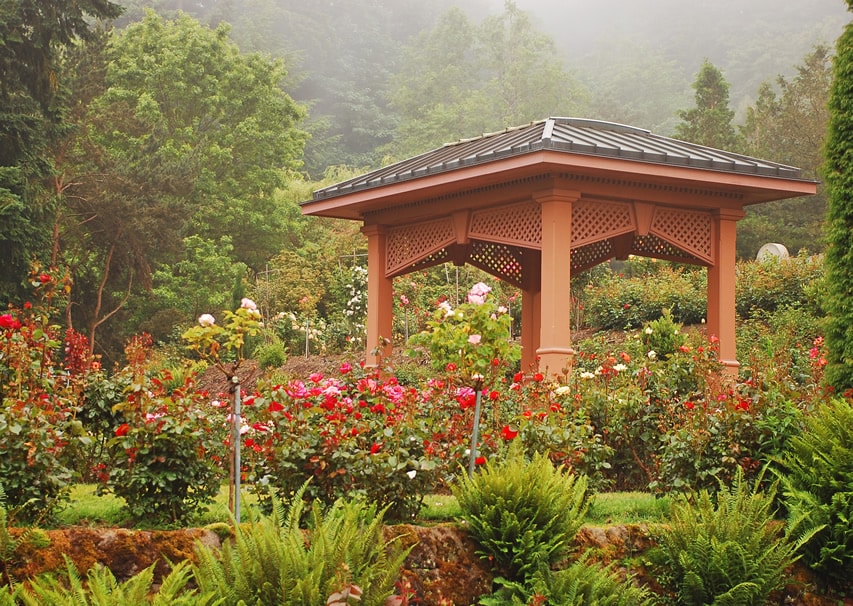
[632,235,702,264]
[571,200,634,247]
[395,248,450,277]
[469,201,541,247]
[386,218,455,275]
[650,207,712,263]
[571,239,613,273]
[469,240,524,287]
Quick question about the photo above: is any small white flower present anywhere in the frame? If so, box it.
[554,385,571,396]
[497,306,508,314]
[406,470,417,479]
[644,326,653,335]
[647,350,657,360]
[613,363,627,372]
[198,313,216,327]
[240,298,258,311]
[580,371,596,380]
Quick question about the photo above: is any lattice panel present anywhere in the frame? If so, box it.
[468,240,524,287]
[395,248,450,277]
[469,201,541,247]
[632,235,703,265]
[650,207,712,263]
[386,218,455,275]
[571,239,613,274]
[571,200,635,247]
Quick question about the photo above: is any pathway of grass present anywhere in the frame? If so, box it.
[55,485,671,529]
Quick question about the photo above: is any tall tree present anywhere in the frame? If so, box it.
[0,0,122,301]
[388,1,587,158]
[675,59,742,151]
[738,46,832,258]
[823,4,853,392]
[56,11,307,358]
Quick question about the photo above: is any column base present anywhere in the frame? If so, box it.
[535,347,575,380]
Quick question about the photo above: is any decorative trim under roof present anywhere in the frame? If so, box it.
[310,117,810,202]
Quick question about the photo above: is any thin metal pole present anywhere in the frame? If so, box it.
[467,386,484,478]
[232,376,241,524]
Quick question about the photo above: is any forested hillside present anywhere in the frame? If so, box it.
[0,0,843,362]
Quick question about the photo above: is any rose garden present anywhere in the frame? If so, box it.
[1,252,852,605]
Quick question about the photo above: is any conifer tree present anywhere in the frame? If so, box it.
[675,59,742,151]
[823,3,853,391]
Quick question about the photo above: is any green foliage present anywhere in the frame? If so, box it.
[19,557,214,606]
[779,398,853,584]
[675,59,742,151]
[656,469,804,606]
[0,293,83,523]
[735,252,823,319]
[192,486,410,606]
[482,556,653,605]
[253,339,287,370]
[822,14,853,392]
[580,263,707,330]
[107,336,227,526]
[452,448,590,582]
[388,2,586,157]
[408,281,520,382]
[641,310,687,360]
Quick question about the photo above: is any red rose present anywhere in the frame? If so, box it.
[39,273,51,283]
[501,425,518,440]
[475,456,486,465]
[370,442,382,454]
[114,423,130,437]
[268,401,284,412]
[0,314,21,330]
[533,372,544,382]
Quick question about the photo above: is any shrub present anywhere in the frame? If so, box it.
[192,486,411,606]
[243,365,440,521]
[655,469,806,606]
[483,556,653,605]
[18,557,211,606]
[253,339,287,369]
[108,336,227,526]
[452,447,590,582]
[779,398,853,585]
[735,252,823,320]
[0,298,84,523]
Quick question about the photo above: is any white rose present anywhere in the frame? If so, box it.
[198,313,216,327]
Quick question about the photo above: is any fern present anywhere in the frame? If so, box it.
[452,446,590,582]
[481,555,653,605]
[657,468,804,606]
[779,398,853,585]
[18,556,214,605]
[193,484,412,606]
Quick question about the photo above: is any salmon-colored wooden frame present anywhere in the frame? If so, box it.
[304,132,816,376]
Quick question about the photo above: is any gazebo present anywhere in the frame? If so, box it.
[302,118,817,375]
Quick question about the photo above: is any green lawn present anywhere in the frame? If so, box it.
[54,485,670,529]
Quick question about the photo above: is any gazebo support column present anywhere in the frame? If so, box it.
[520,288,540,372]
[707,209,744,375]
[361,225,393,367]
[535,190,578,378]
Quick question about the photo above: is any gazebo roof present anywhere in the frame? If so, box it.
[304,117,817,220]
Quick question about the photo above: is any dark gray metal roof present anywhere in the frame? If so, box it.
[311,117,808,202]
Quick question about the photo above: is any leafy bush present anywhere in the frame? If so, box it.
[735,252,823,320]
[108,336,227,526]
[452,447,590,582]
[483,556,653,605]
[580,263,707,330]
[18,557,211,606]
[0,298,85,522]
[779,398,853,585]
[243,364,440,521]
[655,469,806,606]
[253,339,287,369]
[192,486,410,606]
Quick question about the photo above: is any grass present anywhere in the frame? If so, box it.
[53,486,669,529]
